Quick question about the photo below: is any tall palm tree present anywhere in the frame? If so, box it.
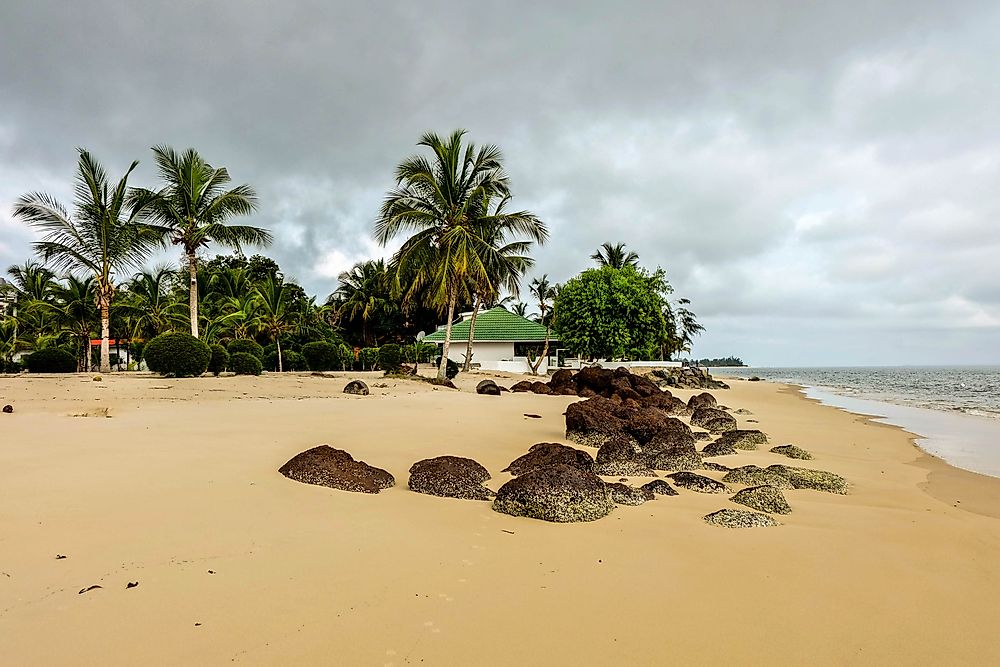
[510,301,530,318]
[375,130,547,379]
[674,298,704,358]
[527,274,556,375]
[13,149,159,373]
[2,261,57,303]
[117,267,186,341]
[134,145,271,338]
[50,275,97,371]
[332,259,393,347]
[253,274,293,371]
[591,242,639,269]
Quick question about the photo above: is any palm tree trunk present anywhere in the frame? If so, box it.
[437,292,457,381]
[187,250,199,338]
[529,328,551,375]
[99,298,111,374]
[276,336,283,372]
[462,295,482,372]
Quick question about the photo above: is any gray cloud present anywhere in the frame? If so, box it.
[2,1,999,365]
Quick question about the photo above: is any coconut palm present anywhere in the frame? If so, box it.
[2,261,58,304]
[510,301,530,318]
[49,275,97,371]
[133,145,271,338]
[332,259,394,347]
[253,274,294,371]
[13,149,160,373]
[591,242,639,269]
[375,130,547,379]
[527,274,556,375]
[117,267,186,341]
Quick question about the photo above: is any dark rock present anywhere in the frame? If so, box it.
[606,482,655,505]
[730,485,791,514]
[692,431,711,441]
[687,392,718,411]
[713,429,768,450]
[704,508,780,528]
[549,369,575,388]
[523,413,542,419]
[510,380,533,393]
[723,464,846,493]
[622,407,676,446]
[408,456,494,500]
[722,465,795,489]
[609,376,640,401]
[703,462,732,473]
[641,479,679,496]
[594,436,654,476]
[666,471,729,494]
[565,396,627,448]
[530,381,553,395]
[643,422,702,471]
[2,404,12,414]
[579,387,597,398]
[475,379,501,396]
[279,445,394,493]
[343,380,370,396]
[690,407,737,433]
[503,443,595,476]
[574,366,614,394]
[653,367,730,390]
[553,384,579,396]
[701,439,738,457]
[627,373,662,398]
[770,444,814,460]
[492,463,614,522]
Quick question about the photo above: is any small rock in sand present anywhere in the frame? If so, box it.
[704,508,780,528]
[279,445,394,493]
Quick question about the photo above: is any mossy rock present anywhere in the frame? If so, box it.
[703,462,732,473]
[723,464,847,494]
[492,463,614,523]
[770,444,814,460]
[666,471,729,494]
[730,485,791,515]
[641,479,678,496]
[605,482,655,506]
[713,429,768,451]
[704,508,780,528]
[701,440,738,457]
[722,465,796,489]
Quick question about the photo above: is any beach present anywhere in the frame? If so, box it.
[1,373,999,666]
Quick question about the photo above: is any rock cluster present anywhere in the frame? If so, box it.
[492,463,615,523]
[279,445,394,493]
[513,366,687,408]
[652,367,730,390]
[730,485,791,514]
[770,444,814,460]
[704,508,780,528]
[503,443,594,476]
[408,456,494,500]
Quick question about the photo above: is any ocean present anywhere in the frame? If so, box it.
[711,366,1000,478]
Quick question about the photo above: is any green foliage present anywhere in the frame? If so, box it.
[262,348,307,372]
[359,347,379,370]
[284,350,306,371]
[378,344,403,373]
[402,342,438,364]
[131,340,146,363]
[227,338,264,360]
[26,347,77,373]
[230,351,263,376]
[208,344,229,375]
[692,356,745,367]
[1,359,24,373]
[144,332,212,377]
[554,265,668,360]
[301,340,339,371]
[338,343,355,371]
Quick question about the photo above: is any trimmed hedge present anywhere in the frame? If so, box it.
[208,344,229,376]
[227,338,264,360]
[26,347,77,373]
[262,349,307,372]
[359,347,379,371]
[144,332,212,377]
[378,344,403,373]
[301,341,338,371]
[230,351,263,376]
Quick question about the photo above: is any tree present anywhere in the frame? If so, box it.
[253,274,293,371]
[13,149,160,373]
[527,274,556,375]
[510,301,530,318]
[332,259,395,347]
[375,130,546,379]
[664,297,704,359]
[50,275,97,371]
[134,145,271,338]
[591,242,639,269]
[553,265,668,360]
[117,267,186,342]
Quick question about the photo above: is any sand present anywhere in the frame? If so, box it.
[1,371,999,665]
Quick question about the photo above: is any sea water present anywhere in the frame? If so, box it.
[711,366,1000,478]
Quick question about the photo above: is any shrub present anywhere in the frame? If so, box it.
[338,343,354,371]
[284,350,306,371]
[1,359,24,373]
[208,344,229,376]
[144,332,212,377]
[131,341,145,363]
[446,358,459,380]
[378,344,403,373]
[301,341,338,371]
[359,347,379,371]
[26,347,77,373]
[227,338,264,360]
[230,351,263,376]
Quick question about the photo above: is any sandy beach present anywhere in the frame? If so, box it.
[1,372,999,666]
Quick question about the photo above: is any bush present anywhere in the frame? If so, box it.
[263,349,307,372]
[359,347,379,371]
[338,344,355,371]
[378,344,403,373]
[1,359,24,373]
[230,351,263,376]
[208,344,229,375]
[227,338,264,360]
[26,347,77,373]
[301,341,338,371]
[131,341,145,364]
[144,332,212,377]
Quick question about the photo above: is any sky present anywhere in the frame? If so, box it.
[1,1,999,366]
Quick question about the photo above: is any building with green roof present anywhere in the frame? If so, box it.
[424,306,558,373]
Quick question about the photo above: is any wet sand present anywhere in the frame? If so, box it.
[1,372,998,665]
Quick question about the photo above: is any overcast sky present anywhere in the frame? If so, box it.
[2,1,998,366]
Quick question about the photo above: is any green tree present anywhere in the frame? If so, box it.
[527,274,556,374]
[252,274,294,371]
[332,259,395,347]
[591,242,639,269]
[13,149,160,373]
[553,265,669,360]
[134,145,271,338]
[50,274,97,371]
[117,267,186,342]
[375,130,546,379]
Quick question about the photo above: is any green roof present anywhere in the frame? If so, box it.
[424,306,555,343]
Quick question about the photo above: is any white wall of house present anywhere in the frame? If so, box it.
[439,341,553,374]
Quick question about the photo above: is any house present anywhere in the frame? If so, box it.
[424,306,558,374]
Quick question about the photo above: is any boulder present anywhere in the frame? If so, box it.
[530,381,553,395]
[621,407,676,446]
[343,380,370,396]
[2,404,12,414]
[723,464,847,494]
[641,479,679,496]
[730,485,791,514]
[643,425,702,471]
[492,463,614,523]
[703,508,780,528]
[703,462,732,473]
[574,366,614,394]
[502,443,595,476]
[770,444,813,460]
[722,465,795,489]
[475,379,501,396]
[692,431,711,441]
[510,380,533,393]
[627,373,662,398]
[609,376,641,401]
[690,407,737,433]
[279,445,394,493]
[565,397,627,448]
[701,439,738,457]
[408,456,494,500]
[713,429,768,450]
[552,384,579,396]
[606,482,655,505]
[549,368,576,388]
[594,436,655,476]
[687,392,718,411]
[666,471,729,494]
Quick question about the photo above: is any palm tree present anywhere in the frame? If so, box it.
[375,130,547,379]
[117,267,186,342]
[50,275,97,371]
[332,259,394,347]
[510,301,530,318]
[591,242,639,269]
[2,261,57,303]
[527,274,556,375]
[253,274,293,371]
[134,145,271,338]
[674,298,704,358]
[13,149,160,373]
